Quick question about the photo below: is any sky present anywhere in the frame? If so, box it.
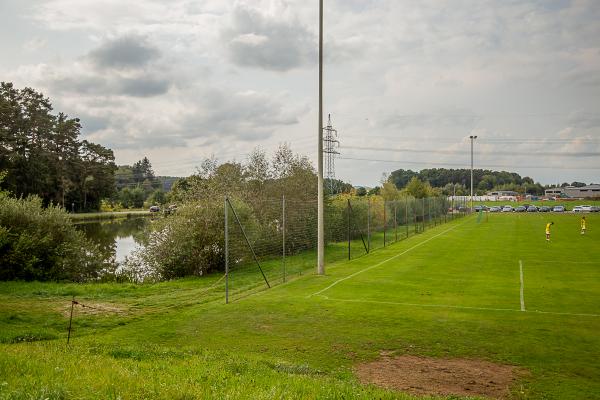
[1,0,599,186]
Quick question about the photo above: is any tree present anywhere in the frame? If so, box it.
[0,82,116,211]
[132,156,155,184]
[388,169,418,189]
[76,140,117,211]
[367,186,381,196]
[355,187,367,196]
[381,181,401,201]
[324,178,353,195]
[147,189,167,206]
[402,177,435,198]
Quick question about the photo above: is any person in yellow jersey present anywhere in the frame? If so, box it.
[581,216,586,235]
[546,221,554,241]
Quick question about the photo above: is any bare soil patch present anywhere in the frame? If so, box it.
[59,302,127,317]
[356,354,521,399]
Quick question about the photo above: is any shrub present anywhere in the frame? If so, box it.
[0,192,106,281]
[121,198,258,281]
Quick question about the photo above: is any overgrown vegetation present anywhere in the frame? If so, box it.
[0,179,106,281]
[121,146,319,281]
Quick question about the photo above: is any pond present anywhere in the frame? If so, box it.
[74,217,150,265]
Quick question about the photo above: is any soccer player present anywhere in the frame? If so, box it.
[546,221,554,241]
[581,216,586,235]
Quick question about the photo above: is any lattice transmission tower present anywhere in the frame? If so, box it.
[323,114,340,194]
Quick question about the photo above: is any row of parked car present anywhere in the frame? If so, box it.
[475,205,600,213]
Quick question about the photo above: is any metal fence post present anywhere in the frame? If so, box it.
[347,198,351,260]
[282,194,286,283]
[224,198,229,304]
[383,201,387,247]
[422,198,425,232]
[367,197,371,253]
[405,198,409,238]
[428,198,431,227]
[414,198,417,234]
[394,202,398,242]
[67,296,75,344]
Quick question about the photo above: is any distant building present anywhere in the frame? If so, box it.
[545,184,600,199]
[483,190,518,202]
[487,190,518,197]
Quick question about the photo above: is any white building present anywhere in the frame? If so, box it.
[544,184,600,199]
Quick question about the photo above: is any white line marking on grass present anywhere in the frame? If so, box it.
[317,295,600,318]
[522,260,600,265]
[520,260,525,312]
[309,222,466,297]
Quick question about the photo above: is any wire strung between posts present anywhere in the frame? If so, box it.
[224,195,460,304]
[66,274,227,344]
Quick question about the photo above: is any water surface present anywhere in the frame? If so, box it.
[75,217,149,265]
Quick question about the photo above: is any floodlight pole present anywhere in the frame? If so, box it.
[317,0,325,275]
[469,135,477,212]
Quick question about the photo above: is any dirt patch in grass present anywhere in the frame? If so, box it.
[356,354,521,399]
[59,302,127,317]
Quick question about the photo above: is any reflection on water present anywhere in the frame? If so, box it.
[75,217,149,265]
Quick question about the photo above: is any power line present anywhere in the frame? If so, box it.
[338,156,600,170]
[341,145,600,157]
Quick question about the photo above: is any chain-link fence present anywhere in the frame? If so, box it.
[223,195,469,302]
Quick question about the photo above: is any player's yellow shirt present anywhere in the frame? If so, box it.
[581,219,586,229]
[546,223,552,234]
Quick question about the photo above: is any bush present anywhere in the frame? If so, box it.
[0,192,106,281]
[121,198,255,282]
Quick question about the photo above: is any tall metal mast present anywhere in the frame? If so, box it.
[317,0,324,275]
[323,114,340,194]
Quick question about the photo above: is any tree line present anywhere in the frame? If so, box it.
[387,168,547,195]
[0,82,116,211]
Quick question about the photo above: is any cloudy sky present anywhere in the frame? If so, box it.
[2,0,599,186]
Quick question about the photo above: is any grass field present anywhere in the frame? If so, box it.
[1,213,598,399]
[477,199,600,209]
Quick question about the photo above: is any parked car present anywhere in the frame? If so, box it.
[526,206,538,212]
[149,205,160,213]
[489,206,502,212]
[580,205,593,212]
[474,205,488,212]
[502,205,513,212]
[572,206,583,213]
[591,206,600,213]
[515,206,527,212]
[539,206,551,212]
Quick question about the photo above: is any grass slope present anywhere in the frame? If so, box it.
[1,214,599,399]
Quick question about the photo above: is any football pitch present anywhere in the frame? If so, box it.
[1,213,599,399]
[312,213,599,317]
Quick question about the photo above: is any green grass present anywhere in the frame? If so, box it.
[1,213,598,399]
[477,199,600,208]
